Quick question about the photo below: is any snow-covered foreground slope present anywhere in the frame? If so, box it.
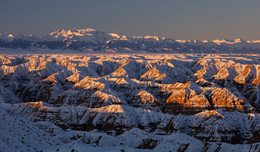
[0,53,260,152]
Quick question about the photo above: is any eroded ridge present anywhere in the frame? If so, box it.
[0,54,259,151]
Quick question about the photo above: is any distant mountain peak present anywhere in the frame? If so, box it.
[1,28,260,53]
[49,28,97,39]
[51,28,96,33]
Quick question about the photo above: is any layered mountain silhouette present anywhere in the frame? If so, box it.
[1,28,260,53]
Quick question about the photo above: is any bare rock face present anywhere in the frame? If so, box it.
[165,81,208,114]
[130,90,162,112]
[0,54,260,150]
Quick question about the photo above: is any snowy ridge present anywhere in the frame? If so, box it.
[0,54,260,151]
[1,28,260,53]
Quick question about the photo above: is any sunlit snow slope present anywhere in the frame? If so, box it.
[0,54,259,152]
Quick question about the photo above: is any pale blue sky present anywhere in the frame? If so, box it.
[1,0,260,39]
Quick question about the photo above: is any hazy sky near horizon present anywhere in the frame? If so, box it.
[1,0,260,40]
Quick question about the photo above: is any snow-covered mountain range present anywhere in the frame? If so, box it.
[1,28,260,53]
[0,54,259,151]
